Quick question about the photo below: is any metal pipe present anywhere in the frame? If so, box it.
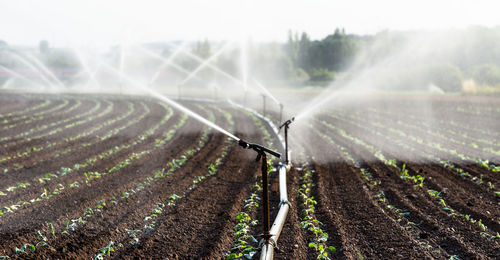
[227,99,292,260]
[238,139,281,159]
[261,164,290,260]
[278,164,288,203]
[260,244,273,260]
[270,202,289,243]
[261,153,271,243]
[284,126,289,165]
[238,139,280,245]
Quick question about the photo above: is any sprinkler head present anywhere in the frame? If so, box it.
[238,139,281,158]
[279,117,295,130]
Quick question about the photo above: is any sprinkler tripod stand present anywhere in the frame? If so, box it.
[279,117,295,165]
[238,140,281,244]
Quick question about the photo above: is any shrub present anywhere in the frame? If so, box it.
[309,68,335,82]
[471,64,500,86]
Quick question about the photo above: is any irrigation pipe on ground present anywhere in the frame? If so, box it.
[227,99,291,260]
[174,97,290,259]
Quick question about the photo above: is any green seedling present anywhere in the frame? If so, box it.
[47,222,55,237]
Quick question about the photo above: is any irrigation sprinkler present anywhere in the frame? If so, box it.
[238,139,281,244]
[279,117,295,165]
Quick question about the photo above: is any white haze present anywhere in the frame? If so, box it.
[0,1,499,165]
[0,0,499,47]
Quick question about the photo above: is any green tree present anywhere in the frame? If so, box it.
[193,39,211,59]
[297,32,311,71]
[39,40,49,54]
[427,63,463,92]
[471,64,500,86]
[309,68,335,82]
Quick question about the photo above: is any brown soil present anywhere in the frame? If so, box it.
[0,93,499,259]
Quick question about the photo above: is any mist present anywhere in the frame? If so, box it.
[1,26,500,165]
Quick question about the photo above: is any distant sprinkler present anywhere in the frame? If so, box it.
[279,117,295,165]
[238,139,280,243]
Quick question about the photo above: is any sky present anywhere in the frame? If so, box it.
[0,0,499,48]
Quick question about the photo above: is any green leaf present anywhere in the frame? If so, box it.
[27,244,36,252]
[328,246,336,253]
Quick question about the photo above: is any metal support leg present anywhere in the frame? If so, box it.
[284,127,289,165]
[260,152,271,243]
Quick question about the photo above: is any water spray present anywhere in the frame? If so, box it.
[102,50,288,250]
[136,46,196,80]
[262,94,266,117]
[0,65,44,89]
[279,103,284,126]
[172,43,243,86]
[279,117,295,165]
[144,42,187,85]
[253,78,280,105]
[238,139,280,244]
[101,61,240,141]
[7,52,56,89]
[178,42,233,86]
[253,78,282,124]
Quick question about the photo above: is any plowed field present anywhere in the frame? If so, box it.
[0,92,498,259]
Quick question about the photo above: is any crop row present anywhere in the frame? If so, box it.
[296,166,336,259]
[312,120,500,258]
[0,99,106,148]
[0,103,177,217]
[1,99,75,131]
[311,127,449,257]
[317,119,499,240]
[135,107,231,233]
[0,106,202,258]
[227,110,279,259]
[365,107,500,149]
[332,110,500,180]
[0,102,152,197]
[0,99,51,120]
[92,106,228,258]
[358,109,500,159]
[328,113,499,196]
[0,101,137,170]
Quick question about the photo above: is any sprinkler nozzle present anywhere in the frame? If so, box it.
[279,117,295,130]
[238,139,281,158]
